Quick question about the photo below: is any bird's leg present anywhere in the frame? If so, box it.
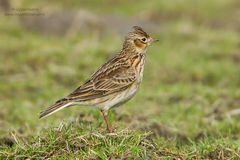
[101,110,113,133]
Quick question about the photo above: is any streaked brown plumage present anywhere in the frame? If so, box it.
[40,26,158,132]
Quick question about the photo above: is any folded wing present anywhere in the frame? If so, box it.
[67,58,136,101]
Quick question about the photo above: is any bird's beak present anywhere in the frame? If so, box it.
[152,38,159,43]
[149,38,159,43]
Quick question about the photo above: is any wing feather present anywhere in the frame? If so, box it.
[66,55,136,101]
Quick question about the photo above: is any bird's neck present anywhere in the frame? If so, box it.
[121,41,147,56]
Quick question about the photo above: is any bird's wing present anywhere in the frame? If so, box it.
[66,56,136,101]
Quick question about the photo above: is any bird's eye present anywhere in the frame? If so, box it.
[141,38,146,42]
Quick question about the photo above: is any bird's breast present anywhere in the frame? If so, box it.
[134,54,146,83]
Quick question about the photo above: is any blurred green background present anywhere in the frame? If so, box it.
[0,0,240,159]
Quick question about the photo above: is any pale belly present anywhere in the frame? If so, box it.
[98,83,139,111]
[98,60,145,111]
[97,55,145,110]
[73,82,141,111]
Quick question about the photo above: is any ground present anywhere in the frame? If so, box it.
[0,0,240,159]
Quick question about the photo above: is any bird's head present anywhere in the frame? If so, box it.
[123,26,158,53]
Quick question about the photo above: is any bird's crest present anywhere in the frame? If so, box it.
[131,26,149,38]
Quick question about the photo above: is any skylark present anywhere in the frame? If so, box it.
[40,26,158,132]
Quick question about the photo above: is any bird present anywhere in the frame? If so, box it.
[39,26,158,132]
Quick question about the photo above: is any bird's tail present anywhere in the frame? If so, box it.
[39,98,73,119]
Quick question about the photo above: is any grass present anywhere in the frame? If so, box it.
[1,0,240,159]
